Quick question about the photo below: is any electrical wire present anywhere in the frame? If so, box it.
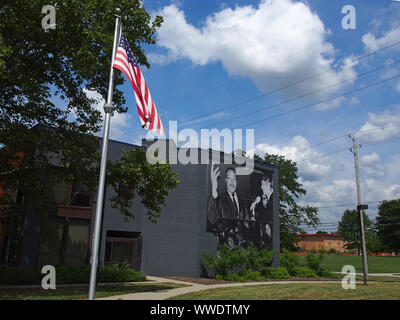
[180,40,400,126]
[236,73,400,128]
[197,59,400,129]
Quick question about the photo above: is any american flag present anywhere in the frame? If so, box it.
[113,30,165,136]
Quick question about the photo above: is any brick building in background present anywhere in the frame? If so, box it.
[296,233,347,253]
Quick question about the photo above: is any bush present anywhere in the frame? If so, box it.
[327,248,336,255]
[220,272,246,282]
[202,245,246,277]
[243,246,275,274]
[98,264,146,283]
[0,263,145,285]
[318,249,328,255]
[305,251,325,275]
[0,265,42,285]
[56,265,91,284]
[202,245,275,277]
[242,269,263,281]
[305,251,335,277]
[264,267,290,279]
[293,267,317,278]
[280,250,299,276]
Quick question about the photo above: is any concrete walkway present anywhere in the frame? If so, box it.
[333,272,400,278]
[97,276,345,300]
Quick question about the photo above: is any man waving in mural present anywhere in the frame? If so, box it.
[207,163,250,248]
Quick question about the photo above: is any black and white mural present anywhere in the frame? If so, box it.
[206,162,274,250]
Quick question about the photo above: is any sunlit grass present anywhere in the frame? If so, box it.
[171,282,400,300]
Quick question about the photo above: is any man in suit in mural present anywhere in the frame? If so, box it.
[249,176,273,249]
[207,164,250,248]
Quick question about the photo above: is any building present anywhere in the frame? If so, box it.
[296,233,347,253]
[0,138,280,277]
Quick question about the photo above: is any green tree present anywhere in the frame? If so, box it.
[337,209,373,255]
[0,1,177,225]
[254,154,319,251]
[376,199,400,253]
[108,148,180,223]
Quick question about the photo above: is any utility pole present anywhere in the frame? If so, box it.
[349,134,368,285]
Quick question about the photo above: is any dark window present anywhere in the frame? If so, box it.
[37,217,89,266]
[37,217,65,266]
[53,181,68,205]
[70,184,91,207]
[64,218,90,266]
[104,231,142,270]
[16,190,24,203]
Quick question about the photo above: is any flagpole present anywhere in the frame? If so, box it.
[88,8,121,300]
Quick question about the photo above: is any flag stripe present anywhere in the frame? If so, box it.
[112,31,164,136]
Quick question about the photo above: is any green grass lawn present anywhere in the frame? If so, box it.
[171,282,400,300]
[298,255,400,273]
[359,275,400,282]
[0,282,187,300]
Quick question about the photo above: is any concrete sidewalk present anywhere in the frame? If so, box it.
[333,272,400,278]
[97,276,343,300]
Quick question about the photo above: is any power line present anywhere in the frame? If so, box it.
[196,59,400,129]
[236,73,400,128]
[362,136,400,147]
[181,40,400,126]
[356,122,400,139]
[297,136,400,165]
[278,122,400,159]
[302,159,400,178]
[296,147,349,164]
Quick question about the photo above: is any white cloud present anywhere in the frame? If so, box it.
[83,89,132,141]
[356,108,400,142]
[152,0,357,102]
[252,135,337,182]
[312,179,355,203]
[362,26,400,52]
[252,135,400,223]
[361,152,380,165]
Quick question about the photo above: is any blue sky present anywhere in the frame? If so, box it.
[92,0,400,229]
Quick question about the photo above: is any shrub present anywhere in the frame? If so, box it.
[280,250,299,276]
[318,249,328,255]
[202,245,246,277]
[305,251,325,275]
[318,269,341,279]
[220,272,246,282]
[0,263,145,285]
[243,246,275,273]
[242,269,263,281]
[293,267,317,278]
[0,265,42,285]
[264,267,290,279]
[327,248,336,255]
[98,264,146,283]
[305,251,336,277]
[202,245,275,277]
[56,265,91,284]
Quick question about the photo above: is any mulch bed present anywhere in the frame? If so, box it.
[163,276,340,285]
